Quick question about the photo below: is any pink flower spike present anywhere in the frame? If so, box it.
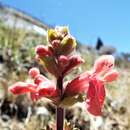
[87,78,105,116]
[9,82,37,95]
[93,55,114,74]
[35,45,52,57]
[103,69,119,82]
[65,72,89,96]
[29,67,40,79]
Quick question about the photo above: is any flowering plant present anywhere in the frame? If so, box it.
[9,26,118,130]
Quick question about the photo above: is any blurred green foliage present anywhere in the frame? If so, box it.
[0,20,47,81]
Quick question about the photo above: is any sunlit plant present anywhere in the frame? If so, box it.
[9,26,119,130]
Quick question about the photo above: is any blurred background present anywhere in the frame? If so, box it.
[0,0,130,130]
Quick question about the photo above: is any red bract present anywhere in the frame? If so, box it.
[64,55,119,116]
[64,72,89,97]
[63,55,84,75]
[9,82,37,95]
[35,27,80,79]
[93,55,114,74]
[57,55,84,76]
[87,55,119,116]
[103,69,119,82]
[9,68,59,102]
[8,26,119,130]
[35,48,84,78]
[86,77,105,116]
[58,55,69,68]
[35,45,53,57]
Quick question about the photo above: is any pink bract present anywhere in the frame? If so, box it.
[65,55,119,116]
[9,68,59,102]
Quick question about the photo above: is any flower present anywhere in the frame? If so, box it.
[86,77,105,116]
[35,45,53,57]
[8,25,119,120]
[35,27,83,78]
[64,55,119,116]
[64,72,89,97]
[9,68,59,102]
[62,55,84,76]
[9,82,37,95]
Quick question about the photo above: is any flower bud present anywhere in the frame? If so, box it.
[60,35,77,55]
[29,67,40,79]
[47,29,58,42]
[51,40,61,50]
[35,45,52,57]
[58,55,69,68]
[55,26,69,37]
[63,55,84,75]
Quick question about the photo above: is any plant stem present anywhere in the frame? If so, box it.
[56,76,64,130]
[56,107,64,130]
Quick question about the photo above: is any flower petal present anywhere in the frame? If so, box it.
[35,45,52,57]
[65,72,89,96]
[37,81,59,98]
[58,55,69,68]
[93,55,114,74]
[103,69,119,82]
[34,75,49,85]
[63,55,84,75]
[9,82,37,95]
[86,78,105,116]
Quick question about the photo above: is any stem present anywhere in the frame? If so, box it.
[57,76,63,94]
[56,107,64,130]
[56,76,64,130]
